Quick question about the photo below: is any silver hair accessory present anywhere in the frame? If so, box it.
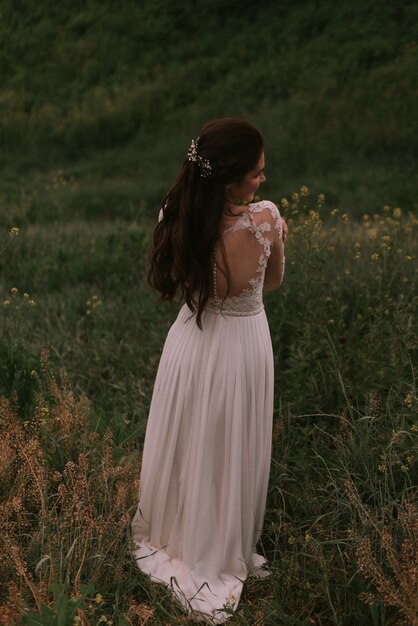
[187,136,212,178]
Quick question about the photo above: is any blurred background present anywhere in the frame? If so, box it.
[1,0,417,227]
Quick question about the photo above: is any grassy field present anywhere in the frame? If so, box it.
[1,188,417,625]
[1,1,417,624]
[1,0,418,221]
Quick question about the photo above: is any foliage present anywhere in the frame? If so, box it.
[1,0,417,222]
[0,190,417,623]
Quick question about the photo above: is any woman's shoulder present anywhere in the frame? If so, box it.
[249,199,280,216]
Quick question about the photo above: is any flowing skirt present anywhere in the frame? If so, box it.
[132,303,274,623]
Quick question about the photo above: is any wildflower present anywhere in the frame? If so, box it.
[393,207,402,218]
[9,227,20,237]
[405,255,413,260]
[300,185,309,196]
[330,208,339,216]
[95,593,104,605]
[381,235,391,242]
[23,292,29,299]
[318,193,325,202]
[305,532,311,543]
[325,296,333,302]
[378,464,386,473]
[411,425,418,432]
[354,242,361,249]
[10,287,18,294]
[288,536,296,544]
[404,394,413,407]
[327,319,335,325]
[406,455,414,465]
[371,253,379,261]
[281,198,289,209]
[30,370,37,377]
[383,205,390,213]
[3,299,10,306]
[353,254,361,260]
[400,465,408,473]
[28,299,36,306]
[292,192,299,202]
[341,213,349,222]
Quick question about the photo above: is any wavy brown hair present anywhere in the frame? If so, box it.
[148,118,264,328]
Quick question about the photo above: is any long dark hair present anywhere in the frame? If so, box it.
[148,118,264,328]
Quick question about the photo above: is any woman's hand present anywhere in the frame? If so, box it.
[281,217,288,241]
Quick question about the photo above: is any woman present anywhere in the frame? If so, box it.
[132,118,286,623]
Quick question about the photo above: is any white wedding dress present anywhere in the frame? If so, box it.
[132,200,284,623]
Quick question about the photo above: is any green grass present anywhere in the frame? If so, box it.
[0,2,417,622]
[1,0,417,222]
[0,189,417,624]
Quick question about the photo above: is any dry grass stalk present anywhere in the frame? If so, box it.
[345,479,418,625]
[0,362,140,622]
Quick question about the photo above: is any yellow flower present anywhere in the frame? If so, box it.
[9,227,20,237]
[10,287,18,294]
[406,455,414,465]
[288,536,296,544]
[341,213,349,222]
[23,292,29,299]
[327,319,335,325]
[393,207,402,218]
[30,370,37,377]
[405,255,413,261]
[292,192,299,202]
[28,299,36,306]
[3,300,10,306]
[381,235,391,242]
[330,208,339,216]
[383,205,390,213]
[318,193,325,202]
[304,532,311,543]
[300,185,309,196]
[404,394,413,407]
[280,198,289,209]
[378,464,386,473]
[371,253,379,261]
[354,242,361,249]
[95,593,104,605]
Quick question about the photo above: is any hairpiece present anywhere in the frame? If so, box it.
[187,137,212,178]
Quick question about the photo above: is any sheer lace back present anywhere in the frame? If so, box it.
[207,200,283,316]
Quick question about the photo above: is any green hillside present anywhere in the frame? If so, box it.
[1,0,417,223]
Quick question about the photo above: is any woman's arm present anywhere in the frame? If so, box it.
[263,238,285,291]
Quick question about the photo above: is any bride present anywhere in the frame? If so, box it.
[132,118,287,623]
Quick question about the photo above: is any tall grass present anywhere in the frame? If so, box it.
[0,189,417,624]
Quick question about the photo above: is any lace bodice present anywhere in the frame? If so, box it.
[207,200,285,316]
[158,200,285,317]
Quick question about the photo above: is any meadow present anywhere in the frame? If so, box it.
[0,188,417,625]
[1,1,417,624]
